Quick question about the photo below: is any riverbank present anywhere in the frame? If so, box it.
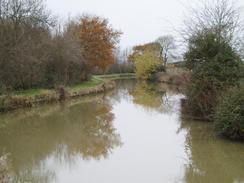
[0,74,135,112]
[155,68,190,86]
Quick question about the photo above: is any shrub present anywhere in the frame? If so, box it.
[214,86,244,140]
[185,30,243,120]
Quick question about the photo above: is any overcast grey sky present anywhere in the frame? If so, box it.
[46,0,244,49]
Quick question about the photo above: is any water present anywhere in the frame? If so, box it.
[0,80,243,183]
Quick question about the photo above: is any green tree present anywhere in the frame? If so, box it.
[185,29,242,120]
[183,0,243,120]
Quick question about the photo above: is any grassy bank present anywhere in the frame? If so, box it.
[0,74,135,112]
[12,76,104,97]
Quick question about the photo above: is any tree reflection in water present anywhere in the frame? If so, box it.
[179,117,244,183]
[0,94,122,182]
[129,81,181,114]
[1,80,243,183]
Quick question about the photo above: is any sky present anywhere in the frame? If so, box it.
[46,0,244,49]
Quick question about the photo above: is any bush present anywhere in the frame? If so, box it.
[185,30,243,120]
[214,86,244,140]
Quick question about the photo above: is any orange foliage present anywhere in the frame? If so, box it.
[78,15,122,72]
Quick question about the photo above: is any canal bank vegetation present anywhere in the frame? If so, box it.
[0,76,117,112]
[214,86,244,140]
[0,0,138,111]
[0,0,124,92]
[182,0,244,140]
[0,73,137,112]
[129,42,190,87]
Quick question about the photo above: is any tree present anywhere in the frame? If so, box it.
[0,2,122,91]
[183,0,243,120]
[129,42,163,80]
[156,35,176,67]
[0,0,54,89]
[128,42,161,63]
[105,47,135,74]
[77,15,122,72]
[45,21,87,87]
[134,49,162,80]
[182,0,242,45]
[239,35,244,60]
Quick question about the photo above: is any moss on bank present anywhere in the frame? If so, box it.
[0,74,135,112]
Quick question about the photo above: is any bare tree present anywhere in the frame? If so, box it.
[156,35,176,67]
[239,35,244,60]
[0,0,53,26]
[0,0,54,89]
[181,0,243,48]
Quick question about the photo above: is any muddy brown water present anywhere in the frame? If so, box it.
[0,79,243,183]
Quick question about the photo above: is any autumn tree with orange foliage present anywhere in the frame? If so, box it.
[78,15,122,72]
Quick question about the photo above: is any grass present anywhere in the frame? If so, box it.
[10,76,104,97]
[0,73,133,112]
[0,75,111,112]
[1,73,135,98]
[70,76,104,92]
[14,89,52,97]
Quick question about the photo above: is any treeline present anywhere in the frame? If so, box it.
[99,48,135,74]
[0,0,122,92]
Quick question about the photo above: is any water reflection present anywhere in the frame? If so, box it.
[179,118,244,183]
[0,80,243,183]
[0,94,122,182]
[129,81,182,114]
